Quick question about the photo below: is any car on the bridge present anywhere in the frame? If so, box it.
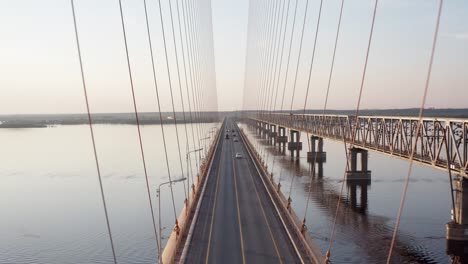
[235,152,242,159]
[225,134,229,139]
[234,138,238,142]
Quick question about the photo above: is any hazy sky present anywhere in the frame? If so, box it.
[0,0,466,114]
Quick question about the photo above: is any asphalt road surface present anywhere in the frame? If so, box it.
[185,118,301,264]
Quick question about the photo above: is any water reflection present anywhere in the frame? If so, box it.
[346,180,370,214]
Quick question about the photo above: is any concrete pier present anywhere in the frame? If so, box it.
[277,126,288,154]
[287,130,302,159]
[346,147,371,180]
[268,124,277,145]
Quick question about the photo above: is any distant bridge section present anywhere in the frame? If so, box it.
[251,113,468,177]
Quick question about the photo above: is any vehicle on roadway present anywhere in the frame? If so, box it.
[235,152,242,159]
[234,138,238,142]
[225,134,229,139]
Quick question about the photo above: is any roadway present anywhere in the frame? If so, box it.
[184,118,302,263]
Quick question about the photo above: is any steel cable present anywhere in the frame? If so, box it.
[156,0,188,201]
[70,1,118,262]
[386,1,443,262]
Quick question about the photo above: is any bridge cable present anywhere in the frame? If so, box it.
[300,0,324,225]
[257,0,274,122]
[253,0,271,153]
[288,0,309,115]
[326,0,379,259]
[275,0,299,187]
[70,1,118,262]
[186,0,206,159]
[181,0,203,165]
[268,0,293,183]
[166,0,194,202]
[286,0,310,202]
[206,0,219,123]
[255,0,275,157]
[386,1,444,262]
[194,0,209,153]
[142,0,181,252]
[175,0,198,188]
[120,2,169,261]
[263,0,281,160]
[156,0,188,201]
[301,2,346,253]
[265,0,287,168]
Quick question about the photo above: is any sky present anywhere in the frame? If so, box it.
[0,0,466,115]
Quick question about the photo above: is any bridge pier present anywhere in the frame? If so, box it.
[447,177,468,260]
[255,121,262,135]
[307,136,326,163]
[288,130,302,160]
[268,124,277,145]
[346,147,371,180]
[262,122,269,139]
[277,126,288,154]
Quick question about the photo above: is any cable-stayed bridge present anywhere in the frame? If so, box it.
[4,0,467,263]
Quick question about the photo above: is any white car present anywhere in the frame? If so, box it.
[235,152,242,159]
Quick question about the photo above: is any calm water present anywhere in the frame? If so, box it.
[0,123,218,264]
[0,123,455,263]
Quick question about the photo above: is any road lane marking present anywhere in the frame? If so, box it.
[234,130,284,264]
[205,142,224,264]
[231,127,247,264]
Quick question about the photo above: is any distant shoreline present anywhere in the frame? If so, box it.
[0,112,222,128]
[0,108,467,128]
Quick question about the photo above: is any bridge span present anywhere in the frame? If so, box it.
[249,113,468,177]
[162,118,323,263]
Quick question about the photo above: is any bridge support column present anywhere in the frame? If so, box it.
[307,136,326,163]
[260,122,267,139]
[447,177,468,261]
[268,124,277,145]
[346,147,371,180]
[277,126,288,154]
[288,130,302,160]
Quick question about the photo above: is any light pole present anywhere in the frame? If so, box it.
[186,148,203,203]
[157,177,186,263]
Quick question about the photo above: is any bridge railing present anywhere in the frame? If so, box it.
[251,113,468,176]
[162,125,222,263]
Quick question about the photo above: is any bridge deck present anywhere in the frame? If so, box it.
[183,118,306,263]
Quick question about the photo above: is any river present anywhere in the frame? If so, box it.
[0,123,455,263]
